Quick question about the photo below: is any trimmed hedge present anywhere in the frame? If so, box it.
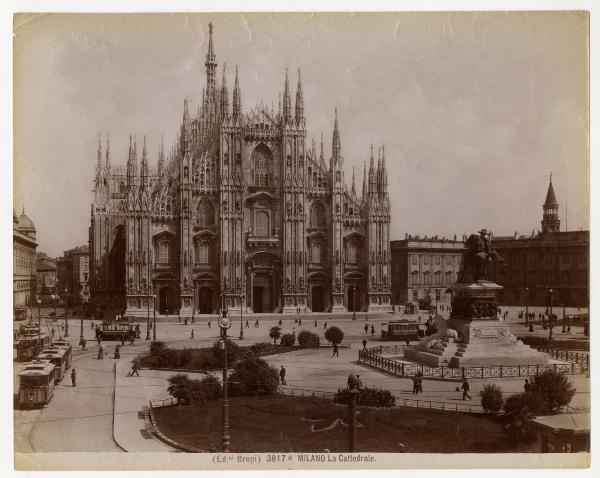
[334,386,395,408]
[298,330,320,348]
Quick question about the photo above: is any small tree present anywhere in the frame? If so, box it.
[229,356,280,396]
[281,333,296,346]
[190,374,222,402]
[150,341,167,356]
[503,392,544,442]
[210,338,240,366]
[298,330,320,348]
[269,326,282,344]
[480,383,503,413]
[167,373,193,405]
[528,369,576,414]
[325,326,344,345]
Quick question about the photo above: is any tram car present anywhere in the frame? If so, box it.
[43,344,72,370]
[97,318,136,341]
[15,325,51,361]
[52,338,72,354]
[381,320,422,341]
[18,360,56,407]
[36,348,68,383]
[403,302,417,314]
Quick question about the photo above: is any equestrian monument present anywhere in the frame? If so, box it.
[405,229,549,367]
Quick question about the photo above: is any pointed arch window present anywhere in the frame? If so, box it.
[309,201,326,228]
[197,199,214,227]
[252,145,272,187]
[346,243,359,264]
[157,240,171,264]
[195,241,210,264]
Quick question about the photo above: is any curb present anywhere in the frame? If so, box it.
[147,404,206,453]
[111,361,128,452]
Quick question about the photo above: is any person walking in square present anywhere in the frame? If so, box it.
[129,335,135,346]
[362,338,368,350]
[190,329,194,339]
[461,378,471,400]
[332,343,339,357]
[71,368,76,387]
[208,320,211,328]
[412,374,418,394]
[417,372,423,394]
[279,365,287,385]
[371,324,375,336]
[524,379,531,393]
[97,345,104,360]
[114,345,120,359]
[129,361,140,377]
[364,323,369,335]
[298,318,302,326]
[80,338,86,351]
[121,334,125,347]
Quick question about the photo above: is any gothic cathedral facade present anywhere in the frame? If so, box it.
[89,24,392,318]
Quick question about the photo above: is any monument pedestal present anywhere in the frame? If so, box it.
[405,280,549,368]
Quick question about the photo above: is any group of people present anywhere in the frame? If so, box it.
[363,323,376,336]
[411,372,424,394]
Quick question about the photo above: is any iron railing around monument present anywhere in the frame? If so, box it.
[358,346,589,380]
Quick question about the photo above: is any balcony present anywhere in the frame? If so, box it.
[246,232,280,249]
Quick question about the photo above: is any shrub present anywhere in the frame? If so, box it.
[425,324,438,336]
[191,374,222,401]
[298,330,320,348]
[280,333,296,346]
[503,392,544,443]
[229,356,280,397]
[269,326,282,344]
[210,338,240,366]
[334,386,395,408]
[167,373,193,405]
[528,369,576,414]
[250,342,274,354]
[150,341,167,356]
[324,326,344,345]
[480,383,503,413]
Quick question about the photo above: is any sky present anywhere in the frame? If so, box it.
[13,11,589,258]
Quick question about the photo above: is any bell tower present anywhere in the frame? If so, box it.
[541,173,560,233]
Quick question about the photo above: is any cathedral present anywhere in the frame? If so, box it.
[89,23,392,318]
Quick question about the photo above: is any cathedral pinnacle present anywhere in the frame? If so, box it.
[332,108,341,159]
[105,133,111,169]
[233,64,241,120]
[221,63,229,116]
[205,22,218,100]
[283,67,292,122]
[295,68,304,124]
[97,133,102,169]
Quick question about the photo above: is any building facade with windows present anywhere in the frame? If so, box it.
[488,177,589,307]
[89,23,392,318]
[13,209,38,319]
[390,236,466,306]
[36,252,57,303]
[57,245,90,306]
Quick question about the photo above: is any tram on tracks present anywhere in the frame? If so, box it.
[97,318,138,341]
[42,343,72,370]
[36,348,68,383]
[18,360,56,407]
[381,320,422,341]
[15,324,51,361]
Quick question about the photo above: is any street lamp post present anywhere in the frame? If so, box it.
[239,292,244,340]
[37,298,42,352]
[146,286,151,340]
[346,374,360,452]
[548,287,554,341]
[192,283,195,324]
[525,287,529,326]
[218,308,232,453]
[80,296,84,343]
[64,287,69,338]
[352,285,356,320]
[152,287,157,342]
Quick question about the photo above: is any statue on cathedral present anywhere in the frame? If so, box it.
[457,229,506,283]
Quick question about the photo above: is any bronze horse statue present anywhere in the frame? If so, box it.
[457,229,505,283]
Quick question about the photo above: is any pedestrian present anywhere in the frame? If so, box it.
[362,338,368,350]
[279,319,283,326]
[255,319,259,327]
[129,335,135,346]
[298,318,302,326]
[567,325,571,334]
[80,338,87,351]
[365,313,369,321]
[418,315,422,323]
[405,338,410,348]
[97,345,104,360]
[371,324,375,336]
[332,343,339,357]
[356,374,363,390]
[417,373,423,394]
[461,378,471,400]
[323,322,327,330]
[412,374,418,394]
[114,345,120,359]
[279,365,287,385]
[208,320,211,328]
[51,327,55,338]
[71,368,76,387]
[524,379,531,393]
[129,361,140,377]
[97,336,101,346]
[190,329,194,339]
[184,318,188,326]
[121,335,125,347]
[314,319,318,327]
[364,324,369,335]
[91,321,94,330]
[245,320,249,328]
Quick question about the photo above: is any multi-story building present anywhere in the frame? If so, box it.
[56,244,90,305]
[488,177,589,307]
[391,236,466,307]
[13,209,38,319]
[89,23,392,318]
[36,252,57,303]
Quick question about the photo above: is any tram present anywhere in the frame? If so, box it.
[381,320,422,341]
[36,348,68,383]
[98,318,137,341]
[43,344,72,370]
[15,324,51,361]
[18,360,56,407]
